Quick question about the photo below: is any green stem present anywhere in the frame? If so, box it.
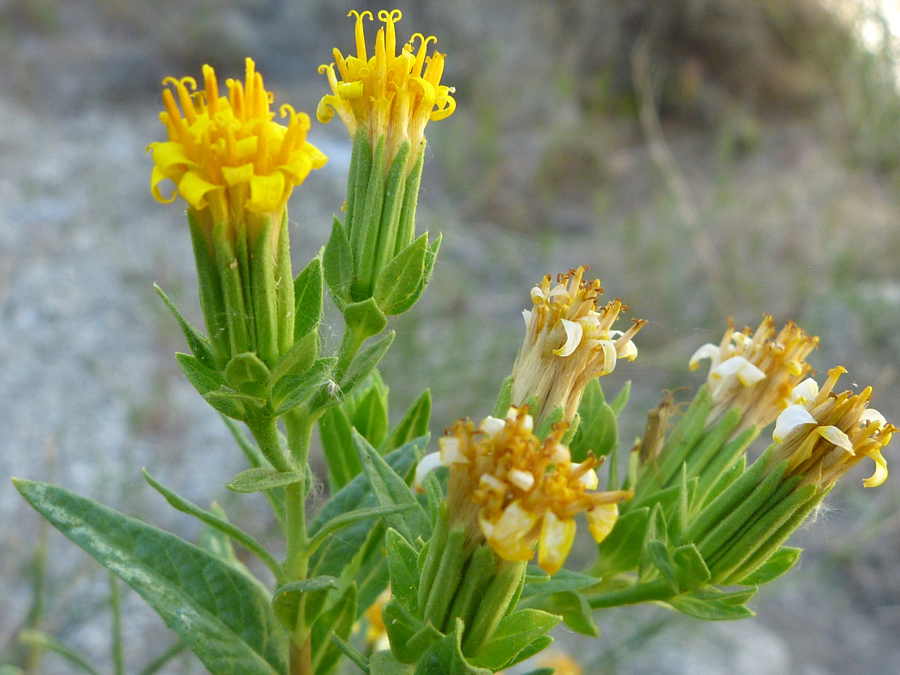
[587,578,675,609]
[109,572,124,675]
[283,408,317,581]
[246,415,292,474]
[334,322,366,385]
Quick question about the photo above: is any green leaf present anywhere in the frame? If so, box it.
[374,233,428,315]
[592,507,649,577]
[269,330,319,387]
[382,597,441,663]
[353,430,430,543]
[18,630,102,675]
[370,649,414,675]
[272,577,338,631]
[222,417,286,525]
[330,635,369,675]
[493,377,513,418]
[273,357,338,415]
[143,469,288,586]
[344,298,389,342]
[353,385,390,450]
[176,353,243,420]
[735,546,801,586]
[609,381,631,417]
[0,664,25,675]
[468,610,561,670]
[667,592,755,621]
[520,568,599,599]
[385,528,420,613]
[308,440,422,579]
[518,669,554,675]
[319,405,361,490]
[338,332,395,401]
[354,522,391,620]
[386,390,432,452]
[225,352,272,388]
[672,544,711,590]
[14,479,288,675]
[519,590,597,638]
[307,505,415,556]
[415,620,491,675]
[323,216,354,309]
[311,584,357,675]
[388,234,441,316]
[294,257,324,341]
[226,467,305,493]
[570,379,617,462]
[155,284,217,370]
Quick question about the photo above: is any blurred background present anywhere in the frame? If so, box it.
[1,0,900,672]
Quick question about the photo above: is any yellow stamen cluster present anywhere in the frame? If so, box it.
[317,10,456,170]
[690,316,819,432]
[771,367,894,489]
[420,407,632,575]
[149,58,327,232]
[511,266,646,425]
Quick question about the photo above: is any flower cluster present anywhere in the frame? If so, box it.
[318,9,456,171]
[416,407,632,574]
[690,316,819,433]
[771,367,894,489]
[150,58,327,239]
[510,266,645,426]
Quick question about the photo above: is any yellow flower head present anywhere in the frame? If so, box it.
[415,407,632,575]
[770,367,894,489]
[149,58,327,230]
[690,316,819,433]
[510,266,646,426]
[317,9,456,170]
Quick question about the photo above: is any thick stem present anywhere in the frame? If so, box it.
[283,408,318,581]
[289,637,312,675]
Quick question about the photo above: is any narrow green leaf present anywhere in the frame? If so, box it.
[672,544,711,590]
[222,417,286,525]
[272,577,337,631]
[592,507,649,578]
[319,405,361,490]
[269,330,319,388]
[176,353,243,420]
[395,144,424,253]
[493,377,513,417]
[187,211,229,365]
[369,650,414,675]
[416,620,492,675]
[468,610,561,670]
[667,593,755,621]
[387,390,431,452]
[224,352,272,388]
[249,216,279,366]
[338,331,395,401]
[273,357,338,415]
[353,430,430,543]
[516,666,554,675]
[520,568,599,599]
[353,135,388,299]
[346,128,373,236]
[274,211,294,357]
[519,591,597,638]
[14,479,288,675]
[374,233,428,316]
[386,233,440,316]
[354,522,391,620]
[226,467,304,493]
[446,546,498,633]
[353,386,390,450]
[571,381,617,462]
[735,546,802,586]
[143,469,288,586]
[385,528,420,613]
[370,140,411,283]
[293,257,324,341]
[311,584,358,675]
[382,597,438,664]
[343,298,388,342]
[307,505,415,556]
[609,381,632,417]
[323,216,354,309]
[155,284,217,370]
[18,630,103,675]
[330,634,369,675]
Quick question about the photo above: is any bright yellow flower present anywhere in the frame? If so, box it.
[149,58,327,236]
[510,266,645,426]
[770,367,894,488]
[317,9,456,170]
[690,316,819,433]
[537,651,583,675]
[416,407,632,575]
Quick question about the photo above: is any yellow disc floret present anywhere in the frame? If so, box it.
[416,407,632,575]
[318,9,456,170]
[149,58,327,226]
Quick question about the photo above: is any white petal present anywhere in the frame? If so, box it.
[479,415,506,437]
[737,361,766,387]
[506,408,534,432]
[548,283,570,301]
[860,409,887,427]
[711,355,752,381]
[773,405,817,443]
[689,343,720,371]
[598,340,618,375]
[414,453,445,492]
[479,473,506,492]
[509,469,535,491]
[817,425,855,455]
[531,286,546,302]
[553,319,583,357]
[617,339,638,362]
[575,465,599,489]
[439,436,469,464]
[522,309,532,326]
[790,378,819,405]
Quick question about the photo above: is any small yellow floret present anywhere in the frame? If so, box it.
[148,58,326,221]
[318,9,456,169]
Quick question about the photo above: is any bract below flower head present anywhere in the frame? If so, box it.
[317,9,456,171]
[510,266,645,427]
[149,58,327,245]
[415,406,633,575]
[770,367,894,489]
[690,315,819,433]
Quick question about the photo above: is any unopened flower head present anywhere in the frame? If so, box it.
[770,367,894,489]
[415,407,632,574]
[510,266,645,426]
[149,58,327,244]
[690,316,819,433]
[317,9,456,171]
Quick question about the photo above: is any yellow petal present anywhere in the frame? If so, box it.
[178,170,224,210]
[586,503,619,543]
[538,512,576,575]
[816,425,855,455]
[863,448,888,488]
[553,319,583,357]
